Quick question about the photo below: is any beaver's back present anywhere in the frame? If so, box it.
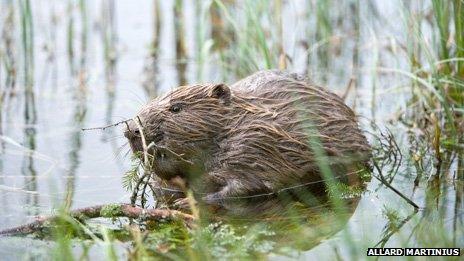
[216,70,370,190]
[232,70,369,160]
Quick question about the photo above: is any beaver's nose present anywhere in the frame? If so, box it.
[124,128,140,139]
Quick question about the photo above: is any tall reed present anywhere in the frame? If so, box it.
[101,0,117,88]
[174,0,187,85]
[19,0,36,123]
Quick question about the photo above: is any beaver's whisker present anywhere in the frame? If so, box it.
[125,90,149,106]
[112,142,130,160]
[105,135,125,142]
[122,148,131,160]
[112,115,132,121]
[116,142,128,153]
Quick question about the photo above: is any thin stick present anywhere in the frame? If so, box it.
[0,203,194,236]
[134,116,149,165]
[81,119,131,131]
[140,174,151,208]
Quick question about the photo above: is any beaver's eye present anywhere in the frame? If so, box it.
[169,103,183,113]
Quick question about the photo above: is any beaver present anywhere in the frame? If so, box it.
[124,70,371,204]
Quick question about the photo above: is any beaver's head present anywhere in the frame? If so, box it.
[124,83,231,180]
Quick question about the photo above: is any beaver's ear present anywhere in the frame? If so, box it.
[210,83,231,105]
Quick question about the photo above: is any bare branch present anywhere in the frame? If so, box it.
[81,119,132,131]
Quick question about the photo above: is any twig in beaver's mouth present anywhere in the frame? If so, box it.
[0,203,194,237]
[81,119,132,131]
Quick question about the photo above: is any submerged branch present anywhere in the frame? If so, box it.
[373,161,419,210]
[370,126,419,210]
[0,203,194,237]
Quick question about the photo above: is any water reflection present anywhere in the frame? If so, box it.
[414,179,463,247]
[21,125,38,216]
[159,186,362,254]
[20,0,39,215]
[64,97,87,210]
[199,194,361,254]
[63,0,90,210]
[453,181,463,245]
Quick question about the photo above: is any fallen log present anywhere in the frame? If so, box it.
[0,203,194,236]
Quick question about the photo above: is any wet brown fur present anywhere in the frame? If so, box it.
[125,70,371,203]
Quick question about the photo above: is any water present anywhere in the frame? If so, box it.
[0,0,462,259]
